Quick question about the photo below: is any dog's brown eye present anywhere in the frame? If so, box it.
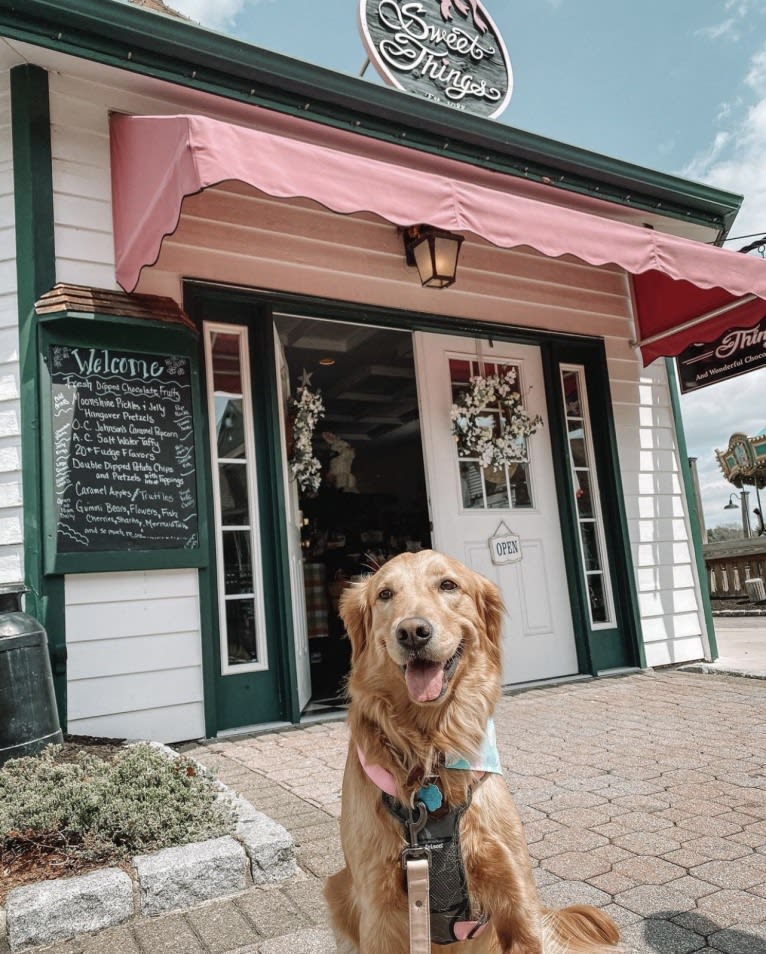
[440,579,458,592]
[378,588,393,601]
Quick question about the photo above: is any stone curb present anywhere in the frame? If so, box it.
[133,836,250,917]
[1,744,298,951]
[679,661,766,680]
[5,868,133,951]
[711,609,766,616]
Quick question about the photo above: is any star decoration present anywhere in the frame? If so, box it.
[299,368,314,388]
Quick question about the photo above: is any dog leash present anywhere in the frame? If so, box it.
[402,802,431,954]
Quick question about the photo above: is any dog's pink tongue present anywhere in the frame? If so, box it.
[405,660,444,703]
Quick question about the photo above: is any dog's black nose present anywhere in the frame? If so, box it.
[396,617,433,650]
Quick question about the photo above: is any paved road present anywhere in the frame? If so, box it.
[711,617,766,676]
[10,669,766,953]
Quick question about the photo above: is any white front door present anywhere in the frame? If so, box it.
[275,330,312,711]
[414,333,579,685]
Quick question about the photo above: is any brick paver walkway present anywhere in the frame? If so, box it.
[9,669,766,953]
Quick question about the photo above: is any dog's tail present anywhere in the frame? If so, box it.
[542,906,621,953]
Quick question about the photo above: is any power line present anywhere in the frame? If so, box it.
[723,231,766,243]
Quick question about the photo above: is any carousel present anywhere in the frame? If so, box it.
[716,431,766,536]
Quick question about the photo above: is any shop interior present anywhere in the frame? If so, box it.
[274,314,432,705]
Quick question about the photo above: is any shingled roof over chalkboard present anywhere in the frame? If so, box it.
[35,284,196,332]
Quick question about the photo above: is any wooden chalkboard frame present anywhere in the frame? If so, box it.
[39,312,210,575]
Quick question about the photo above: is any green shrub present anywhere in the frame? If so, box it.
[0,744,235,863]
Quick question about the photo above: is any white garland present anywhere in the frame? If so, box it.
[450,368,542,469]
[289,384,325,495]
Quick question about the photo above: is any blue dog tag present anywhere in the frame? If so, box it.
[417,783,443,812]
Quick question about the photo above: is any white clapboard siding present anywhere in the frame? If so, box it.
[66,705,204,746]
[0,69,22,584]
[609,324,707,666]
[65,569,205,742]
[46,60,709,685]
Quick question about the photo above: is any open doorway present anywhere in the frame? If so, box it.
[275,313,431,712]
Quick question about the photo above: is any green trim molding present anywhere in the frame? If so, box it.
[665,359,718,661]
[544,338,643,674]
[10,64,68,725]
[183,286,293,730]
[0,0,742,238]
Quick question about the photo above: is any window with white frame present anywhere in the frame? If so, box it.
[560,365,614,627]
[204,323,268,673]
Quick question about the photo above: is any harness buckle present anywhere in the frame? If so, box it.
[406,800,428,846]
[400,844,431,869]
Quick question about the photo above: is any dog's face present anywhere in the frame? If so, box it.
[340,550,503,707]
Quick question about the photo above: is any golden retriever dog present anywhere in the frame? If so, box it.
[325,550,620,954]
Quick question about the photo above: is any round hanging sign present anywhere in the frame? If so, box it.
[359,0,513,119]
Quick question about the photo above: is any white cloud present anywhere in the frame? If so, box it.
[168,0,249,30]
[715,97,742,123]
[679,39,766,532]
[696,18,738,41]
[681,43,766,241]
[746,46,766,90]
[697,1,758,43]
[726,0,754,15]
[680,130,732,183]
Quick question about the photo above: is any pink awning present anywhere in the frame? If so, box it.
[110,113,766,365]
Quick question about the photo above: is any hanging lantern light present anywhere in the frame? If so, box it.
[402,225,464,288]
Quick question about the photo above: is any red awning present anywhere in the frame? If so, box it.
[110,113,766,365]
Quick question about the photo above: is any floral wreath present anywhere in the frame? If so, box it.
[289,383,325,495]
[449,367,542,469]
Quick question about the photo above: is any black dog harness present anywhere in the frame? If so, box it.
[384,791,489,945]
[357,723,501,946]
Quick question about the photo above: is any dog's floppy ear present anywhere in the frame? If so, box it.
[339,578,372,665]
[474,572,504,666]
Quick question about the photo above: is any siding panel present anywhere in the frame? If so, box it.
[67,703,205,744]
[612,357,706,665]
[65,569,205,743]
[0,69,22,585]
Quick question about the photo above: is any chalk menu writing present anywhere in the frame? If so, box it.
[49,344,198,552]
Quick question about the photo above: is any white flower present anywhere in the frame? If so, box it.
[449,369,542,471]
[288,384,325,495]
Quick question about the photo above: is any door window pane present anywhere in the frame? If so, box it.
[222,530,254,594]
[587,574,608,624]
[225,599,257,664]
[509,463,532,508]
[574,469,593,518]
[215,397,246,459]
[485,466,510,509]
[459,460,485,509]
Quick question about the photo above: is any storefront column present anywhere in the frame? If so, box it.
[11,63,67,725]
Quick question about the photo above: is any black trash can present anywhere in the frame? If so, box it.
[0,584,63,766]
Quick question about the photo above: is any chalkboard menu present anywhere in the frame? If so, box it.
[49,344,199,552]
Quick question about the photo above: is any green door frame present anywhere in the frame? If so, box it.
[543,339,644,673]
[185,281,643,705]
[184,285,298,728]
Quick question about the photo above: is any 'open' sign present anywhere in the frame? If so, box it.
[489,523,522,565]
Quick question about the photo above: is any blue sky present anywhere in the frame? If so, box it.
[164,0,766,533]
